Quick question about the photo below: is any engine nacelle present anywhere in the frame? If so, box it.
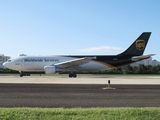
[44,66,56,74]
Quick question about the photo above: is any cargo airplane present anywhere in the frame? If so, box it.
[3,32,154,77]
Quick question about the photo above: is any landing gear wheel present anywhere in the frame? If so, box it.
[69,73,77,78]
[20,74,23,77]
[69,73,73,78]
[26,74,30,76]
[73,74,77,78]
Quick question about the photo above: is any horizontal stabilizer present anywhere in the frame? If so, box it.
[131,54,155,61]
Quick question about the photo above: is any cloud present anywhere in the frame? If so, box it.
[77,46,125,53]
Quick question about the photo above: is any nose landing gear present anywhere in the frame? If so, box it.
[19,72,30,77]
[20,73,23,77]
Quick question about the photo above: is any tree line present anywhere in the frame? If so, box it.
[0,68,18,73]
[0,64,160,74]
[76,64,160,74]
[101,64,160,74]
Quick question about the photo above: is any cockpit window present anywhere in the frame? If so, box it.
[7,60,11,62]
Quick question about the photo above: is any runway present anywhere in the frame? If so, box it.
[0,75,160,108]
[0,75,160,84]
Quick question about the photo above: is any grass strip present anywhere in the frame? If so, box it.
[0,108,160,120]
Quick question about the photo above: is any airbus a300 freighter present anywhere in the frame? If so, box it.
[3,32,154,77]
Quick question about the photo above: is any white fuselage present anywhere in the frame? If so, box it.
[3,56,111,72]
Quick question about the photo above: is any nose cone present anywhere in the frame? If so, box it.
[3,62,8,68]
[3,61,13,69]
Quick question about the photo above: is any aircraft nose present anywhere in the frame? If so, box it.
[3,62,7,67]
[3,62,10,68]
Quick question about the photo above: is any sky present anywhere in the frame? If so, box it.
[0,0,160,60]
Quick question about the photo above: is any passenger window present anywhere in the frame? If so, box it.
[8,60,11,62]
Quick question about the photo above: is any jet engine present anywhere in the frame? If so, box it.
[44,66,56,74]
[44,66,62,74]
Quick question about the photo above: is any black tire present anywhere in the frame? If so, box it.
[73,74,77,78]
[69,73,73,78]
[27,74,30,76]
[20,74,23,77]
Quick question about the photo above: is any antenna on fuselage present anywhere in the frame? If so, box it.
[19,54,27,56]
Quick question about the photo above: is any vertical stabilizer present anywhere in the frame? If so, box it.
[118,32,151,56]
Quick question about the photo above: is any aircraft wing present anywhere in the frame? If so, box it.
[131,54,155,61]
[54,57,91,68]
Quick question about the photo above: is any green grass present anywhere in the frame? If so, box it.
[0,108,160,120]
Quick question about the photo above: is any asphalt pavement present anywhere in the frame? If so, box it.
[0,83,160,108]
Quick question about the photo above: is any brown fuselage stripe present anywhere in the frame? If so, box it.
[92,60,116,69]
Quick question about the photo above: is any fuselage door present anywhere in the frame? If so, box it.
[20,59,24,68]
[15,60,20,66]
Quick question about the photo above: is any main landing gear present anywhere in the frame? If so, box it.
[69,73,77,78]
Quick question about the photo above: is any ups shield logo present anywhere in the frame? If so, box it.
[136,40,145,50]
